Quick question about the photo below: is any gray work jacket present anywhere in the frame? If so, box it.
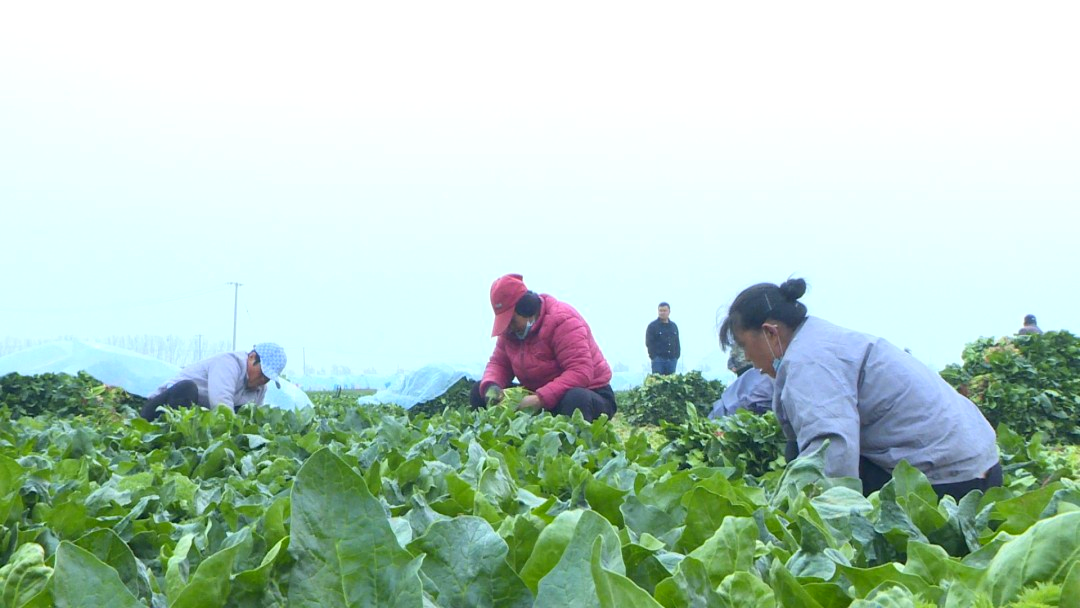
[773,317,998,485]
[149,351,266,410]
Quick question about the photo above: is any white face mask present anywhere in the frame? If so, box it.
[515,319,535,340]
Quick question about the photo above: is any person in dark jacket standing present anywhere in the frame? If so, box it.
[646,302,680,374]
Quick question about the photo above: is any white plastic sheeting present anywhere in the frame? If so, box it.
[358,363,483,409]
[263,379,314,411]
[0,340,181,398]
[355,362,726,407]
[0,340,312,411]
[292,351,739,395]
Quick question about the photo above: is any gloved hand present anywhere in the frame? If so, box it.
[484,385,504,406]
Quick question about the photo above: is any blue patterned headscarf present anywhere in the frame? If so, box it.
[253,343,287,380]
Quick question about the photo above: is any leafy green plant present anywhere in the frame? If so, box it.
[713,409,787,477]
[407,377,477,418]
[996,424,1078,491]
[0,371,139,418]
[0,369,1078,606]
[620,371,724,426]
[499,386,533,410]
[941,331,1080,444]
[658,405,786,477]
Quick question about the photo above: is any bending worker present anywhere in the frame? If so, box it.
[141,342,287,421]
[709,345,773,418]
[474,274,616,421]
[718,278,1001,499]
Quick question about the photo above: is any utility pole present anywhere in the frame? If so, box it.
[196,334,203,360]
[227,282,243,350]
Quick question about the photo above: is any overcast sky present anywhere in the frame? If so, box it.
[2,1,1077,376]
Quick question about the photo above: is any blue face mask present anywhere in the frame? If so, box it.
[763,328,783,374]
[515,319,535,340]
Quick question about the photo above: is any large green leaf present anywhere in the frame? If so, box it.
[989,483,1059,535]
[926,489,990,556]
[263,493,291,550]
[407,516,532,608]
[287,448,424,608]
[977,510,1080,604]
[0,543,52,608]
[771,440,832,509]
[880,463,947,536]
[768,559,824,608]
[838,562,934,600]
[653,556,721,608]
[809,486,873,545]
[585,477,628,527]
[73,528,152,601]
[169,528,252,608]
[590,537,663,608]
[519,510,584,592]
[785,514,841,580]
[165,534,196,600]
[717,572,776,608]
[676,487,751,552]
[47,542,144,608]
[0,454,28,525]
[621,537,678,595]
[621,495,683,544]
[847,584,918,607]
[533,510,623,608]
[1062,560,1080,604]
[903,540,981,589]
[886,461,938,508]
[685,516,757,588]
[498,513,546,574]
[228,537,289,606]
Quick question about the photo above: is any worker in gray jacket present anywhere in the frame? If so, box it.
[709,345,773,418]
[141,342,287,421]
[718,278,1001,499]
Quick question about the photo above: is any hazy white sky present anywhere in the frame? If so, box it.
[2,2,1077,375]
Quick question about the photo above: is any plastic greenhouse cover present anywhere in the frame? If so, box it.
[0,340,181,398]
[357,363,484,409]
[0,340,312,411]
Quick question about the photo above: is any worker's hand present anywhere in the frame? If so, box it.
[484,385,504,406]
[516,394,543,411]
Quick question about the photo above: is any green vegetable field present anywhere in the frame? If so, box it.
[1,332,1079,607]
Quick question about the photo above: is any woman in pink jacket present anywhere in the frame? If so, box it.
[473,274,616,421]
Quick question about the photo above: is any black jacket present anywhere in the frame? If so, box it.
[646,319,680,360]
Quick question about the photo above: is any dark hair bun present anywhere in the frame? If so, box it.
[778,278,807,301]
